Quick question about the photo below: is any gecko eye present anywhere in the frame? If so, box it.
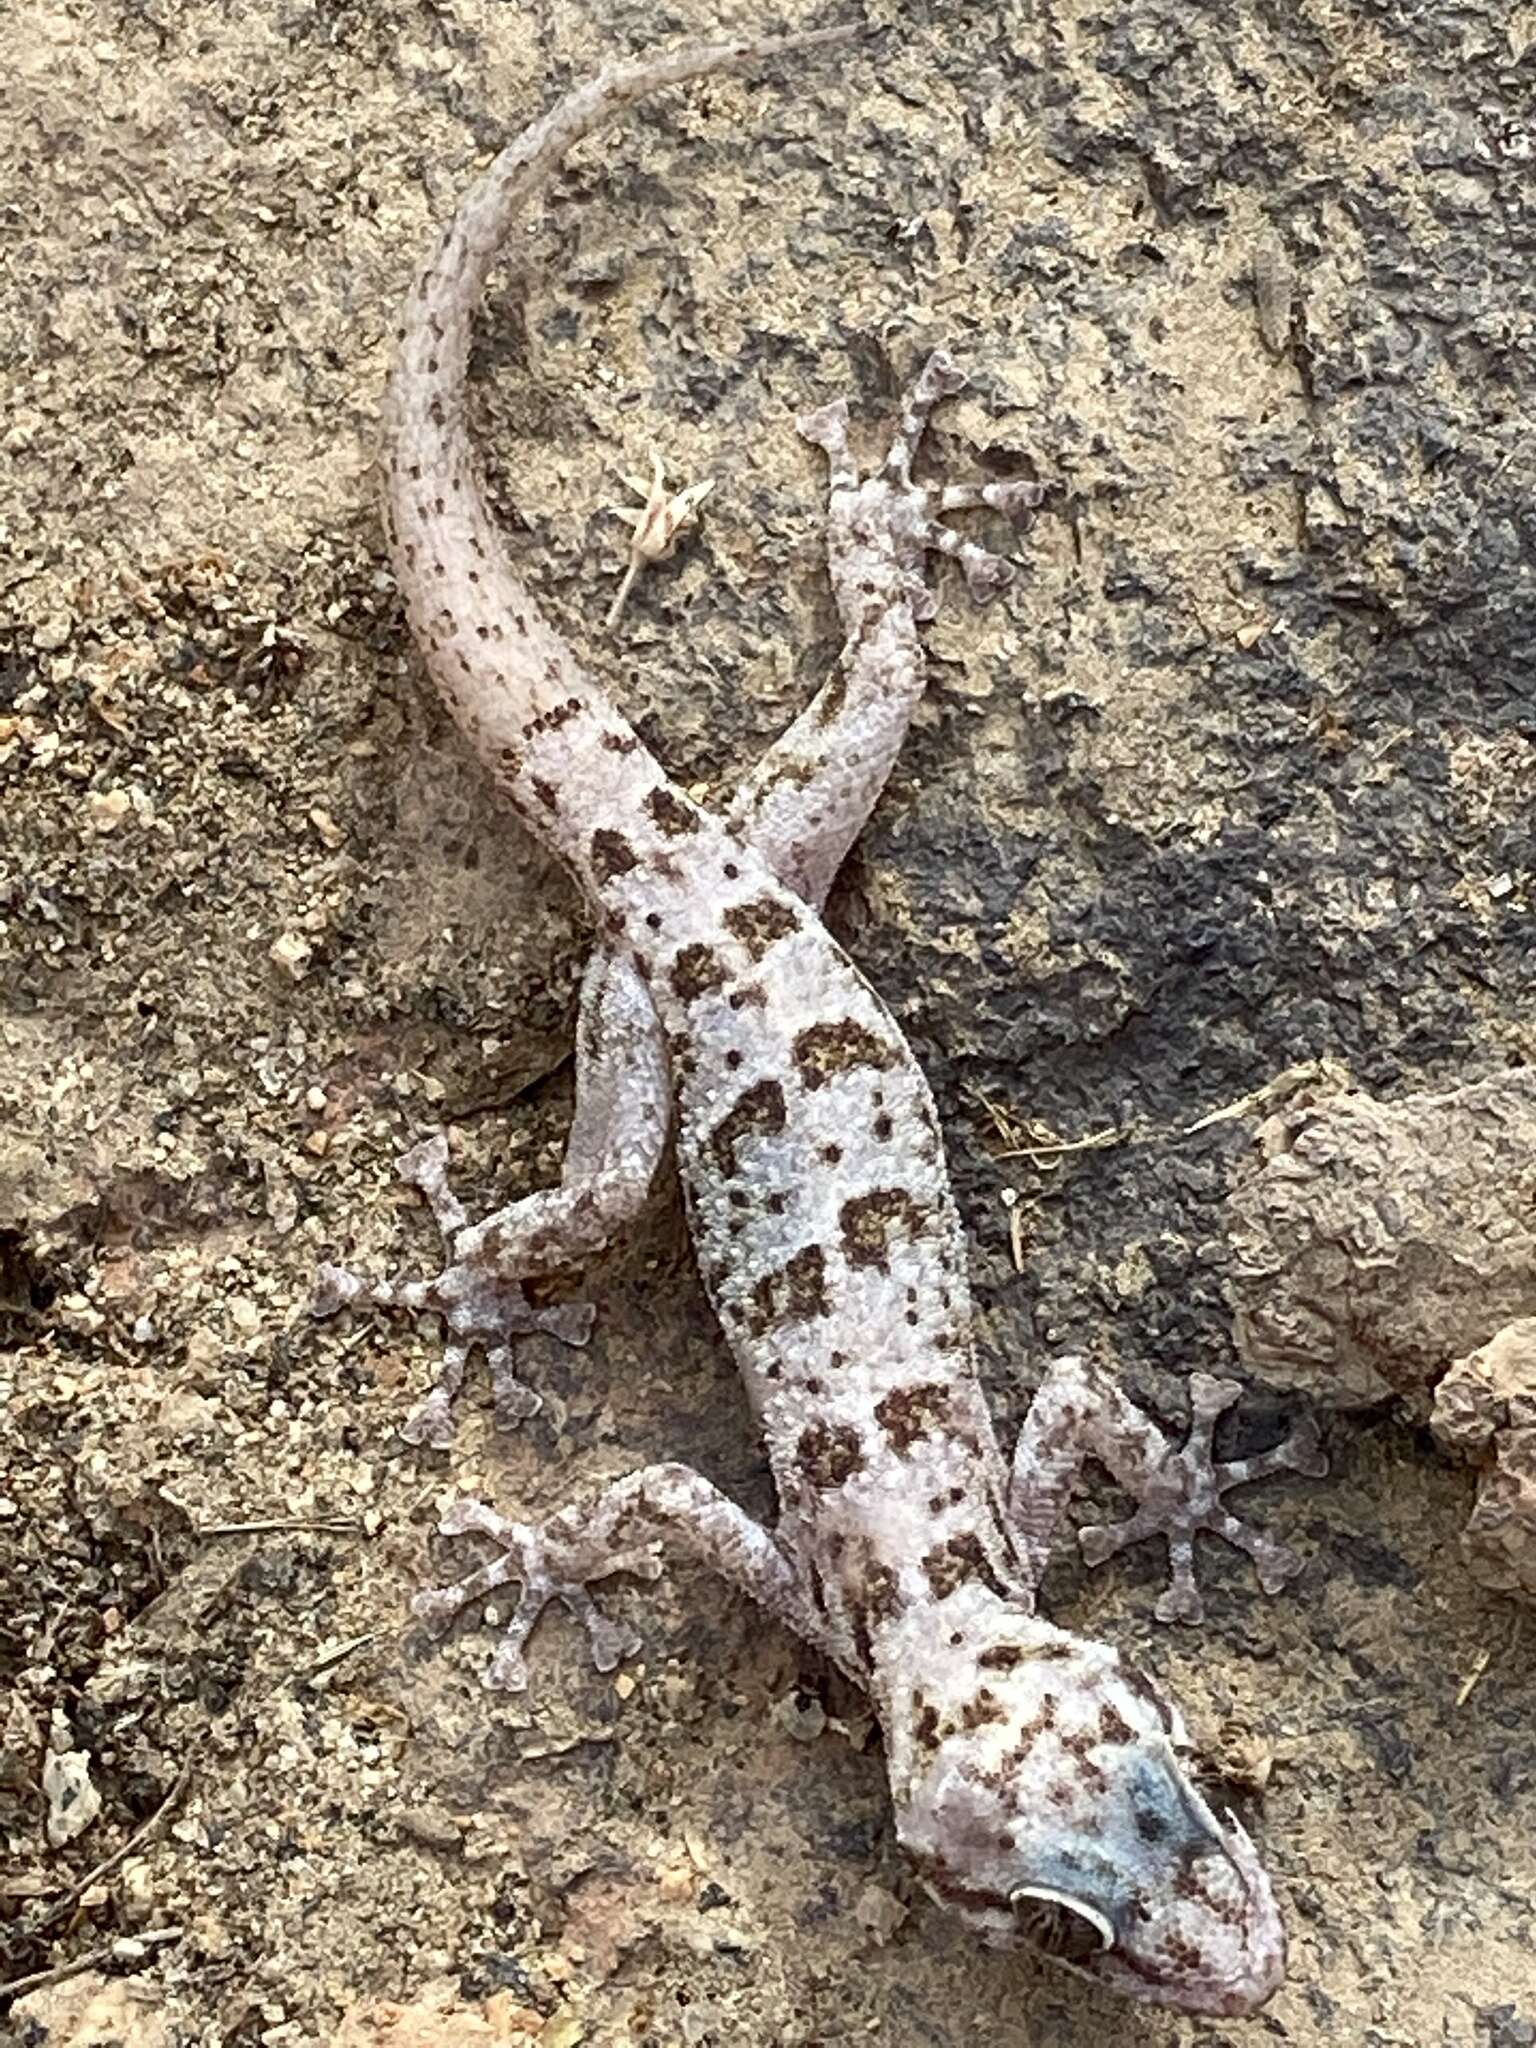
[1011,1885,1115,1961]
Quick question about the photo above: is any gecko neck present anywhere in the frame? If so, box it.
[869,1587,1080,1801]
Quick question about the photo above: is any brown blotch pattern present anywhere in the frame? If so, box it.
[923,1530,1011,1602]
[874,1380,952,1451]
[792,1019,900,1091]
[1172,1867,1247,1925]
[1098,1701,1135,1747]
[814,667,848,727]
[840,1187,928,1271]
[723,895,799,959]
[709,1079,787,1177]
[645,786,703,836]
[959,1689,1005,1731]
[797,1420,866,1491]
[977,1643,1025,1672]
[590,829,639,881]
[748,1244,830,1333]
[670,942,728,1003]
[525,694,582,739]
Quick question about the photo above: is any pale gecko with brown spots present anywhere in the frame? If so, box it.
[318,27,1326,2017]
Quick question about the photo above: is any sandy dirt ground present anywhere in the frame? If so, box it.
[5,1,1536,2042]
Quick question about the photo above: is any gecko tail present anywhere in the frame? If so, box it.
[381,27,852,903]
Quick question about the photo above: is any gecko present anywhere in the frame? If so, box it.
[318,26,1327,2016]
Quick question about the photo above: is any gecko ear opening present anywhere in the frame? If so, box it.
[1011,1885,1116,1962]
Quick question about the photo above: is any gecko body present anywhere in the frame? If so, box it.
[325,29,1325,2016]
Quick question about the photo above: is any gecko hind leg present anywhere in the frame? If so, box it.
[314,1130,597,1448]
[411,1495,658,1691]
[1008,1355,1327,1625]
[413,1464,821,1691]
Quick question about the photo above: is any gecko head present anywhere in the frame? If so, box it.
[888,1620,1284,2016]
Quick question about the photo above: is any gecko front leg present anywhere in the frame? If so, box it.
[414,1464,825,1689]
[316,948,663,1447]
[1007,1355,1327,1623]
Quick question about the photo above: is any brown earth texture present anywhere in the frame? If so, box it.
[4,1,1536,2043]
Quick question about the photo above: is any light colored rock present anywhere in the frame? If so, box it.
[43,1745,102,1847]
[1433,1320,1536,1600]
[1227,1073,1536,1409]
[11,1971,170,2046]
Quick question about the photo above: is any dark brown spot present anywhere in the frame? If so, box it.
[590,830,639,881]
[792,1019,899,1091]
[1171,1867,1245,1924]
[748,1245,830,1333]
[797,1420,865,1491]
[865,1561,900,1622]
[875,1381,952,1451]
[814,668,848,726]
[913,1701,942,1751]
[530,777,558,811]
[709,1079,786,1177]
[978,1644,1024,1672]
[670,943,727,1003]
[1098,1702,1135,1747]
[839,1188,928,1272]
[723,895,799,959]
[602,729,640,754]
[847,1599,874,1673]
[765,755,816,791]
[645,786,703,836]
[923,1530,1010,1602]
[873,1112,895,1142]
[959,1689,1005,1731]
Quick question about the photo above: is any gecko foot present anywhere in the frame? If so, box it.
[797,350,1045,618]
[412,1495,662,1691]
[313,1133,595,1449]
[1077,1374,1328,1624]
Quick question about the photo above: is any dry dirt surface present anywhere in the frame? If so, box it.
[5,1,1536,2043]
